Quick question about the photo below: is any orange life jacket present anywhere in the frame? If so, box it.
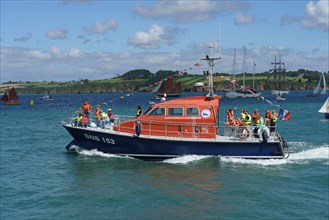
[81,104,92,113]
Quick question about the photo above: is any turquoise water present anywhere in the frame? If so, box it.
[1,91,328,220]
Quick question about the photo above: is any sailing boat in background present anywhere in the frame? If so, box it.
[1,87,20,105]
[225,47,260,98]
[319,97,329,119]
[308,72,327,97]
[152,76,182,98]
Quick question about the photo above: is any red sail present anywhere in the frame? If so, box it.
[1,87,19,102]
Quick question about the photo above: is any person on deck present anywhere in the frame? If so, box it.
[241,109,251,126]
[136,105,143,118]
[240,109,251,138]
[252,109,261,137]
[100,111,109,129]
[270,110,278,134]
[265,110,271,126]
[107,108,115,123]
[252,109,261,126]
[74,112,83,127]
[95,105,102,126]
[226,108,241,126]
[80,101,92,116]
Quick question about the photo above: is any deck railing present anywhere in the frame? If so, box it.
[67,113,278,141]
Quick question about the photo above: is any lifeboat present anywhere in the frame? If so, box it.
[63,46,291,160]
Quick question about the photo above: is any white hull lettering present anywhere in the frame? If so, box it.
[84,133,115,145]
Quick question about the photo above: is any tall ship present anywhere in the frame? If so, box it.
[63,45,291,160]
[268,56,289,100]
[225,47,261,99]
[1,87,20,105]
[153,76,182,97]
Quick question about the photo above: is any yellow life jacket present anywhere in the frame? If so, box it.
[245,113,251,125]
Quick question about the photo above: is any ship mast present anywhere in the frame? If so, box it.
[201,42,221,98]
[270,56,286,90]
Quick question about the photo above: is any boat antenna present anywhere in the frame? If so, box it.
[201,42,221,98]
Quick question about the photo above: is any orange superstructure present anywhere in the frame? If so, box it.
[114,96,220,139]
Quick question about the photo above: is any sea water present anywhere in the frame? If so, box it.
[0,91,328,220]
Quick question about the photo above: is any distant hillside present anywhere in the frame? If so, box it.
[1,69,327,94]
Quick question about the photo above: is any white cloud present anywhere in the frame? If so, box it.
[46,29,69,40]
[0,44,327,83]
[305,0,329,28]
[27,50,51,59]
[83,20,117,35]
[50,47,62,58]
[133,0,247,23]
[234,12,256,25]
[281,0,329,32]
[68,48,83,58]
[128,24,172,49]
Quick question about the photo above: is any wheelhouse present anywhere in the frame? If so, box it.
[113,96,220,139]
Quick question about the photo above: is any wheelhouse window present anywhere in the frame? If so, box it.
[148,107,165,116]
[186,107,199,116]
[168,108,183,116]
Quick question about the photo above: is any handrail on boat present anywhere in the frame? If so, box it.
[66,113,280,141]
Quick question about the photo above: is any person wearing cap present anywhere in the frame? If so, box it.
[107,108,115,123]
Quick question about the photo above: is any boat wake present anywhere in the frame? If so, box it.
[70,145,126,159]
[163,155,212,164]
[68,144,328,166]
[221,146,329,166]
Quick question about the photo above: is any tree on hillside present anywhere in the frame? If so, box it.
[121,69,153,80]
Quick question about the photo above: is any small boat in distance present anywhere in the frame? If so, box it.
[1,87,20,105]
[39,95,54,101]
[319,97,329,119]
[276,91,287,101]
[63,44,291,160]
[308,72,327,97]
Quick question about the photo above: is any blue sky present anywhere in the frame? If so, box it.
[1,0,328,82]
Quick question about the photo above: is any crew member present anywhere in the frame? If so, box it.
[136,105,142,117]
[95,104,102,126]
[241,109,251,125]
[80,101,92,116]
[108,108,115,123]
[270,110,278,134]
[252,109,261,126]
[226,108,240,126]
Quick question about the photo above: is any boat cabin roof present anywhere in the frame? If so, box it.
[143,96,221,119]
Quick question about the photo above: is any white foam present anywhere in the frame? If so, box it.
[289,146,329,160]
[220,147,329,166]
[220,157,288,166]
[74,146,124,158]
[69,145,328,165]
[163,155,211,164]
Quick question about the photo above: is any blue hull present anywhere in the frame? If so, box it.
[63,125,286,160]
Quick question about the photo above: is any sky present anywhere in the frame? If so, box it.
[0,0,328,82]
